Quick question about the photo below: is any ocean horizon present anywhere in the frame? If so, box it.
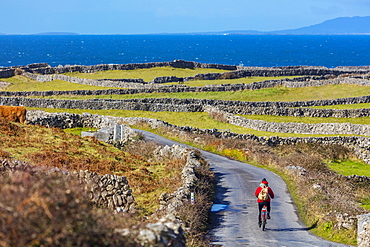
[1,34,370,68]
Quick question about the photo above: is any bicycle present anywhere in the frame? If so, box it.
[259,205,268,231]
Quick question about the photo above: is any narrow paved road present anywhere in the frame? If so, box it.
[136,130,351,247]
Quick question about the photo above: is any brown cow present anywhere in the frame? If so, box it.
[0,105,27,124]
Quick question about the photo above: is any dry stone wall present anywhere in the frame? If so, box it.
[2,61,370,79]
[156,146,203,214]
[205,105,370,136]
[2,93,370,118]
[215,105,370,118]
[75,170,136,213]
[117,214,186,247]
[0,68,15,78]
[0,96,204,112]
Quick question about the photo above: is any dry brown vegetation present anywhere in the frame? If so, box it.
[0,117,184,213]
[0,165,139,247]
[0,117,214,246]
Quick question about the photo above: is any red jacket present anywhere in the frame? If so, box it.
[255,186,274,203]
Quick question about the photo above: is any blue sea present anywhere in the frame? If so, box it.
[0,35,370,68]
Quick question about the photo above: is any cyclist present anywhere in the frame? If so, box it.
[255,178,275,227]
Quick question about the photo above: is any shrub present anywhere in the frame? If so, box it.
[0,166,138,247]
[0,117,23,136]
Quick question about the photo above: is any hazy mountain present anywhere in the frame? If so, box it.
[196,16,370,35]
[272,16,370,34]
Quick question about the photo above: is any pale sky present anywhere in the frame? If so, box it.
[1,0,369,34]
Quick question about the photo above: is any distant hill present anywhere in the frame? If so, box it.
[273,16,370,34]
[197,16,370,35]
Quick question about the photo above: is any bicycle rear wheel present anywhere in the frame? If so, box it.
[262,219,266,231]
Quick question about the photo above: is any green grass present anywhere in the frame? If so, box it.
[326,159,370,177]
[1,76,115,91]
[360,199,370,210]
[63,67,230,82]
[33,84,370,104]
[311,223,357,246]
[63,127,98,136]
